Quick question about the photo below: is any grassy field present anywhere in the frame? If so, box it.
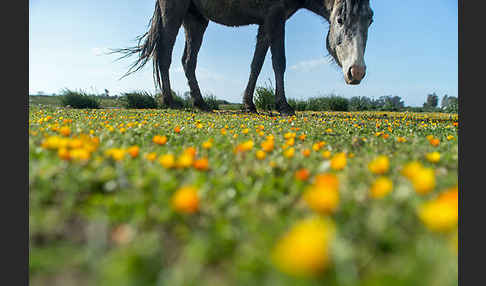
[29,106,458,285]
[29,95,123,108]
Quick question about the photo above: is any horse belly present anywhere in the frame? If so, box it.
[192,0,265,26]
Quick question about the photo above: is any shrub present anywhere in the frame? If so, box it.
[254,80,275,111]
[203,93,220,110]
[119,91,157,109]
[288,98,308,111]
[156,91,192,109]
[60,89,100,109]
[327,95,349,111]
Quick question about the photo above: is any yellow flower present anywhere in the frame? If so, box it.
[153,135,168,145]
[447,135,455,141]
[370,177,393,199]
[401,161,423,180]
[144,152,157,162]
[330,152,347,171]
[70,148,90,161]
[284,147,295,158]
[368,155,390,175]
[177,153,194,168]
[286,137,295,146]
[425,152,441,163]
[303,186,339,214]
[396,137,407,143]
[418,198,457,232]
[272,217,335,277]
[106,148,125,161]
[321,150,331,159]
[242,128,249,134]
[159,154,175,169]
[202,139,213,149]
[412,167,436,195]
[256,150,266,160]
[171,186,200,214]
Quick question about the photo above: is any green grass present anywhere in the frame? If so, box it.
[29,106,458,286]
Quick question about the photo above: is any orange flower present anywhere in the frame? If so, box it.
[59,126,71,137]
[58,148,71,161]
[235,140,254,153]
[314,173,339,190]
[302,149,311,157]
[261,139,274,152]
[174,126,181,133]
[127,146,139,158]
[171,186,200,214]
[153,135,168,145]
[295,168,310,181]
[184,147,197,158]
[193,157,209,171]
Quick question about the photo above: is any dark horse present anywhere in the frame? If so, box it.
[116,0,373,116]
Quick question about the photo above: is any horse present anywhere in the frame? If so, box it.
[115,0,373,116]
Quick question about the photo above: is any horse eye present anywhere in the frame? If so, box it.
[337,18,344,25]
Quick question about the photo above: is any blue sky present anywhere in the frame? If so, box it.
[29,0,457,106]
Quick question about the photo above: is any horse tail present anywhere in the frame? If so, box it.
[111,1,164,89]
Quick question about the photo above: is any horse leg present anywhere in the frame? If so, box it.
[264,6,295,116]
[157,0,190,108]
[182,10,210,111]
[242,26,269,113]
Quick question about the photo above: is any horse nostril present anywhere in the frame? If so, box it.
[349,66,366,81]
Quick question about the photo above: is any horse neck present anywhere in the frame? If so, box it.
[302,0,332,21]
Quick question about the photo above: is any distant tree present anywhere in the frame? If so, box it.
[441,94,449,109]
[349,96,372,111]
[440,95,458,113]
[381,95,404,111]
[424,93,439,109]
[104,89,110,97]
